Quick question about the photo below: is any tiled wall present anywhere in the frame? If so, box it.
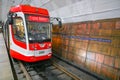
[52,18,120,80]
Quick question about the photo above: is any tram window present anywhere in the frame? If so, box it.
[13,18,26,42]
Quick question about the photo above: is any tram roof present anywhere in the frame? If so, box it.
[10,5,49,16]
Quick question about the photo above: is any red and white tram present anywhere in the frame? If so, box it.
[3,5,62,62]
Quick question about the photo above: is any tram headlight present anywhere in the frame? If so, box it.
[48,43,51,47]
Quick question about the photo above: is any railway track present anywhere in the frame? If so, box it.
[52,61,80,80]
[12,55,105,80]
[19,61,32,80]
[13,59,81,80]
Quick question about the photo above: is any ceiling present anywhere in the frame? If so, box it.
[0,0,120,23]
[0,0,81,21]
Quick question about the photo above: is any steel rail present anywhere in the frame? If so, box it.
[52,61,81,80]
[18,61,32,80]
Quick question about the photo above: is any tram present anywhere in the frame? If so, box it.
[3,5,62,62]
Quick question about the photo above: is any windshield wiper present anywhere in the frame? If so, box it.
[43,39,51,42]
[29,39,51,43]
[36,39,51,43]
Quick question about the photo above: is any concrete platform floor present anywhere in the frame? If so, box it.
[0,33,14,80]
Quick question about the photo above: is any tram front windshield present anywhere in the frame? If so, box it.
[26,15,51,43]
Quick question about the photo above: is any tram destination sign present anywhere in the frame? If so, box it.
[28,15,49,22]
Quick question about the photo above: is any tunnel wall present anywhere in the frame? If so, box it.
[52,18,120,80]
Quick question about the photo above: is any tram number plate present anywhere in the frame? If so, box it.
[39,51,44,54]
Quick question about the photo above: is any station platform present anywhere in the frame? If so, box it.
[0,33,14,80]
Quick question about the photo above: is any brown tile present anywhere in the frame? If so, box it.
[115,58,120,69]
[92,22,100,28]
[66,25,71,34]
[74,55,85,65]
[95,63,102,74]
[81,23,87,35]
[100,45,111,56]
[75,41,81,48]
[73,24,78,35]
[79,49,86,57]
[85,59,96,72]
[85,59,91,68]
[62,45,68,52]
[101,21,115,29]
[96,53,104,63]
[101,65,108,77]
[62,51,67,58]
[52,25,59,33]
[118,71,120,80]
[64,39,69,45]
[111,47,120,57]
[70,46,76,53]
[83,42,89,50]
[116,20,120,29]
[99,29,112,36]
[86,22,91,35]
[74,48,79,55]
[67,53,74,61]
[111,37,120,48]
[92,44,111,56]
[75,49,86,57]
[104,56,114,67]
[79,22,91,35]
[61,24,70,34]
[76,23,83,35]
[69,40,75,47]
[112,30,120,37]
[90,22,100,35]
[101,65,118,80]
[90,61,96,72]
[87,52,96,60]
[88,43,99,52]
[71,24,76,35]
[118,52,120,57]
[79,42,88,50]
